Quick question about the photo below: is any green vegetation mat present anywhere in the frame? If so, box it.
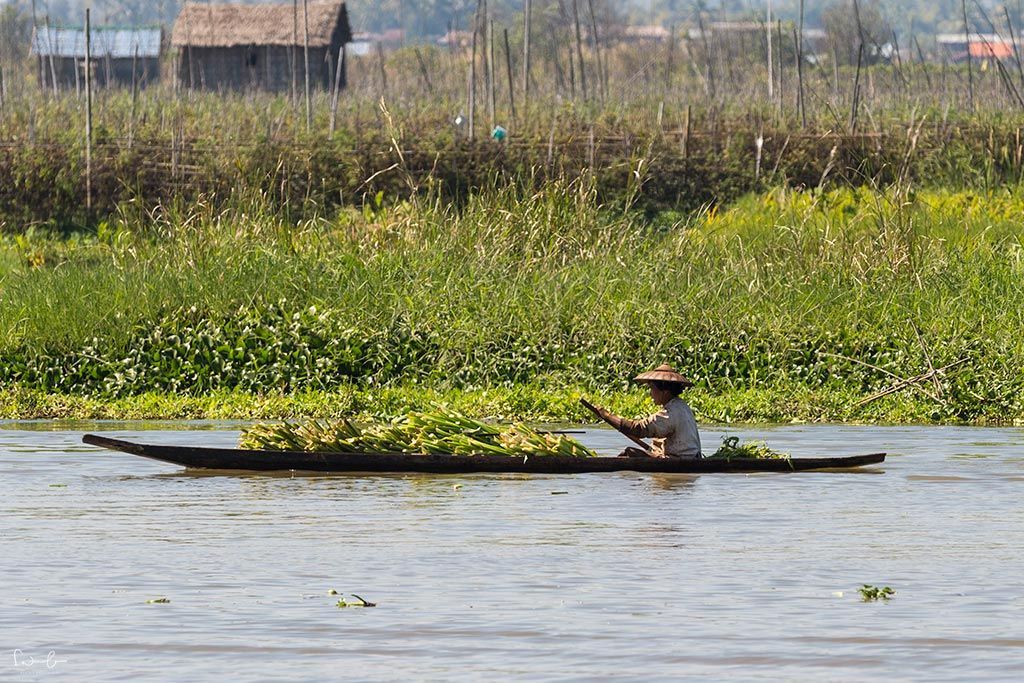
[1,181,1022,424]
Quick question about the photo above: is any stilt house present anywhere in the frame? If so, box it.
[171,1,352,92]
[30,26,162,90]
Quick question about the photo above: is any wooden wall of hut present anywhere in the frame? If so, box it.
[178,45,339,92]
[38,56,161,90]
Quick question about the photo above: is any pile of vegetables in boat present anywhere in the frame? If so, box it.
[709,436,789,461]
[239,407,597,457]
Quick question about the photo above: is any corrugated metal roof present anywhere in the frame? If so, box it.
[31,27,162,59]
[936,33,1004,44]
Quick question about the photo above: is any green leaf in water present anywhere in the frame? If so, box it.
[858,585,895,602]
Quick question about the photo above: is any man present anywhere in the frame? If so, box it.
[593,364,702,458]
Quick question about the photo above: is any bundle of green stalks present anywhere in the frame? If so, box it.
[238,406,596,457]
[709,436,790,461]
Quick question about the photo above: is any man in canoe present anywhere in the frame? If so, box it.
[588,364,702,458]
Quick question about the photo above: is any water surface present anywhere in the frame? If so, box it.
[2,423,1023,681]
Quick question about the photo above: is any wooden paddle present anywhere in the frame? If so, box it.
[579,397,652,454]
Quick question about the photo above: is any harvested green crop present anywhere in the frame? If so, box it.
[238,406,597,457]
[708,436,790,460]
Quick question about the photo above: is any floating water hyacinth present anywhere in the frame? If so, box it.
[239,407,597,458]
[858,585,895,602]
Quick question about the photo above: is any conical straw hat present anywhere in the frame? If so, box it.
[633,364,694,388]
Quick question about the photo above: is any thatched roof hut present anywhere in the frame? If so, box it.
[171,1,352,91]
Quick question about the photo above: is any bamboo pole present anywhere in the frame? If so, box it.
[503,27,516,123]
[470,0,480,139]
[376,42,387,99]
[414,47,432,91]
[571,0,587,100]
[85,8,93,212]
[488,18,496,128]
[291,0,298,105]
[1004,6,1024,90]
[549,25,566,92]
[482,0,492,127]
[586,0,604,103]
[832,44,840,100]
[129,45,139,148]
[766,0,774,100]
[302,0,311,132]
[696,10,714,98]
[43,16,57,96]
[797,0,806,126]
[601,1,610,96]
[891,31,908,96]
[466,61,474,139]
[587,123,595,172]
[775,20,783,110]
[330,44,344,134]
[567,40,576,96]
[963,0,974,110]
[913,35,933,90]
[665,24,675,91]
[522,0,531,117]
[794,26,802,127]
[682,103,690,157]
[30,0,40,89]
[995,57,1024,108]
[850,43,864,132]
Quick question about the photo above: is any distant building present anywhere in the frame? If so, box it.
[349,34,373,57]
[436,30,474,50]
[800,29,828,53]
[687,21,765,61]
[171,1,352,91]
[936,33,1014,62]
[350,29,405,57]
[30,26,162,90]
[620,25,671,43]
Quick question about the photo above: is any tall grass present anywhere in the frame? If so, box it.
[1,177,1022,421]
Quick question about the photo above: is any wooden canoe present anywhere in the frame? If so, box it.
[82,434,886,474]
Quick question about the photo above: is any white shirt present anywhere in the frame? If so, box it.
[629,397,702,457]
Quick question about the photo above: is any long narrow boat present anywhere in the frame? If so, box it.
[82,434,885,474]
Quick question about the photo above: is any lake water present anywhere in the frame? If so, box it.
[2,422,1023,681]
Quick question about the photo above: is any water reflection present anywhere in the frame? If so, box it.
[646,474,699,494]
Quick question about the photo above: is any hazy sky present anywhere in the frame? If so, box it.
[4,0,1010,36]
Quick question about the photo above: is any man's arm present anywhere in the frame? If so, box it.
[595,406,672,439]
